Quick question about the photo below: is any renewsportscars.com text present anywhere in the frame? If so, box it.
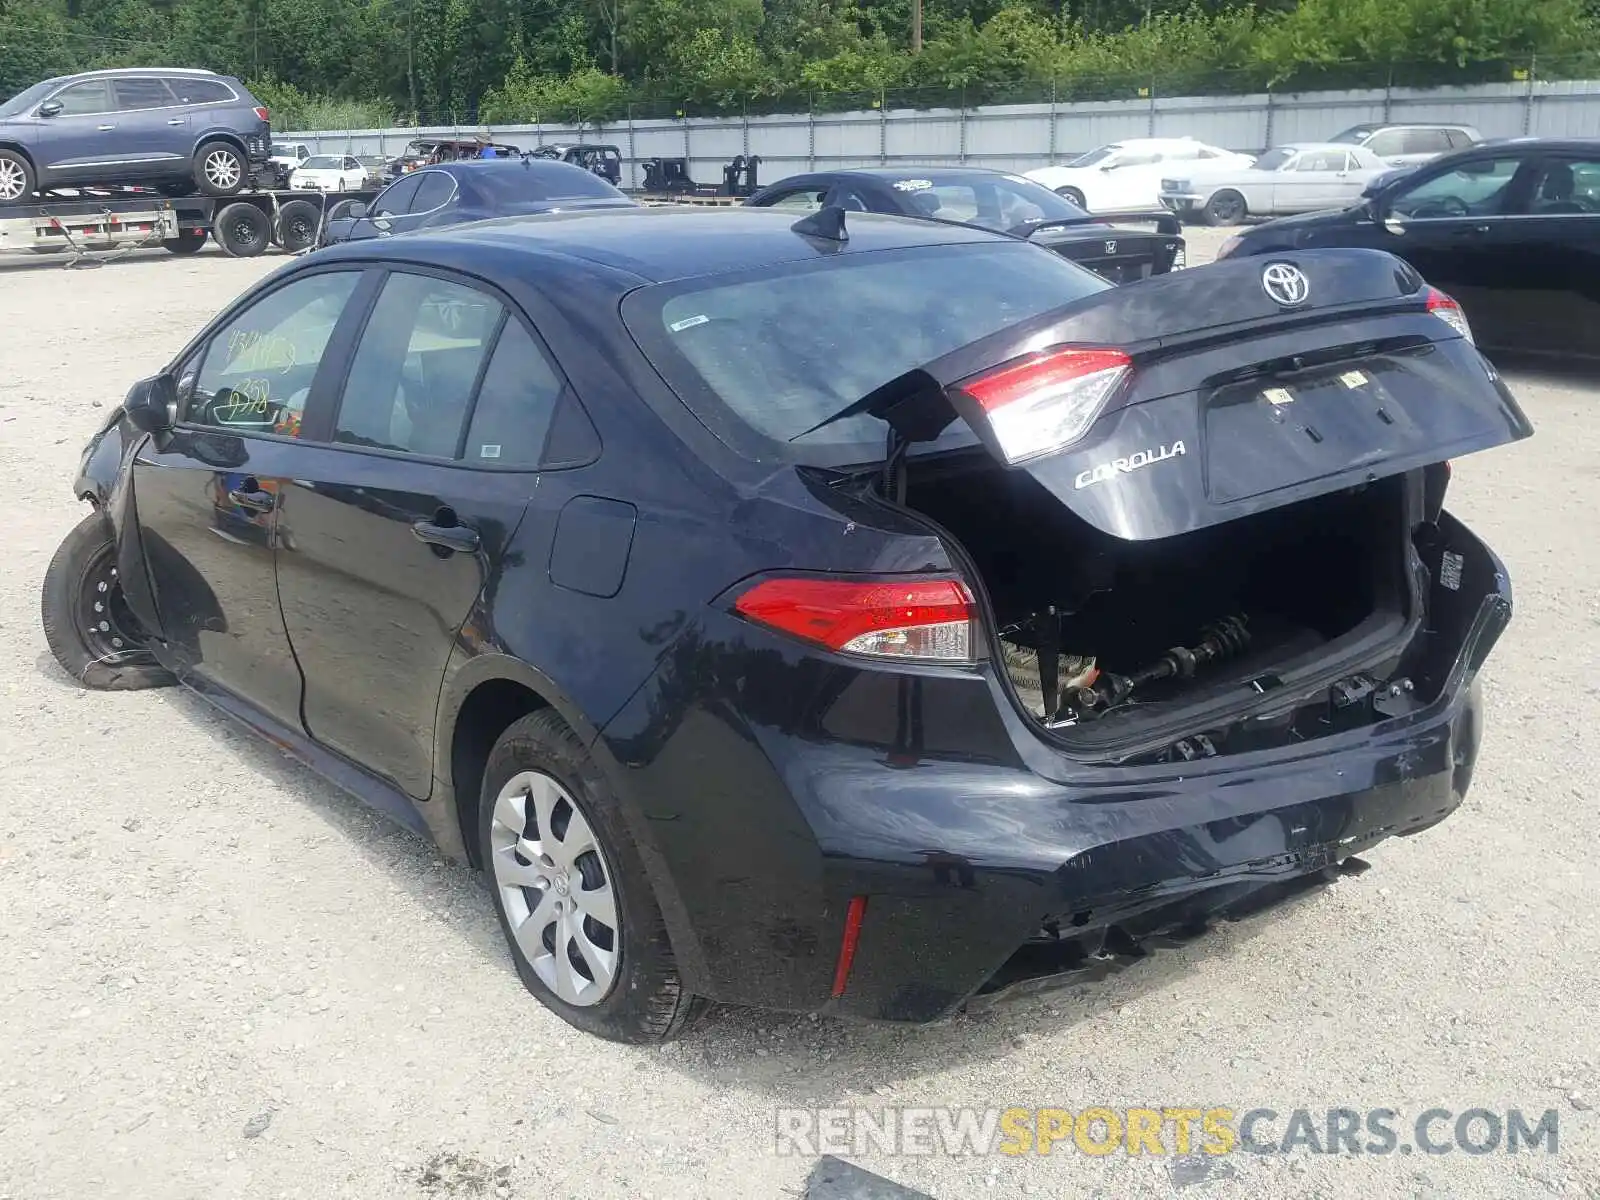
[774,1106,1561,1158]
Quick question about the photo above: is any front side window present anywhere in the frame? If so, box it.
[1365,130,1406,157]
[335,274,504,458]
[52,80,112,115]
[1401,129,1452,156]
[371,175,422,216]
[1391,157,1524,219]
[412,171,455,212]
[113,78,175,110]
[187,271,362,436]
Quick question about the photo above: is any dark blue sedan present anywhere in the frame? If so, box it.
[317,157,636,246]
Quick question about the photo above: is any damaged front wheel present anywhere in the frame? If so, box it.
[40,513,174,691]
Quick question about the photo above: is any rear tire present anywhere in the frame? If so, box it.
[41,513,174,691]
[213,201,269,257]
[480,709,705,1044]
[277,199,320,252]
[1054,186,1087,210]
[163,229,207,255]
[1204,189,1247,226]
[194,140,247,197]
[0,149,35,205]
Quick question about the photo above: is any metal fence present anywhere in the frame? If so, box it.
[291,76,1600,192]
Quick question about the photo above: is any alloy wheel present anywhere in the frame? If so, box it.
[489,770,620,1007]
[0,158,26,201]
[204,150,242,190]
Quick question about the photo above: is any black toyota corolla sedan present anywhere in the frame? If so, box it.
[1217,137,1600,358]
[317,157,636,247]
[745,167,1185,283]
[44,205,1529,1042]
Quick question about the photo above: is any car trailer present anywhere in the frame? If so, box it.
[0,188,378,264]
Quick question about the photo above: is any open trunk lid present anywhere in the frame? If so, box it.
[853,248,1532,541]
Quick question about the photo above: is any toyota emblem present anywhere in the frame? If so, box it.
[1261,262,1310,307]
[1104,240,1117,254]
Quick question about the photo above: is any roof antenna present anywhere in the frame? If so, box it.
[791,204,848,243]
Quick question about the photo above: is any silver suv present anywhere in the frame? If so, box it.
[1328,123,1481,168]
[0,68,270,204]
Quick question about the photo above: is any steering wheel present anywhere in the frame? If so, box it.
[1410,195,1470,219]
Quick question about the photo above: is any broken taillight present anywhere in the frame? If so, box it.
[733,577,975,662]
[958,347,1131,464]
[1425,287,1474,344]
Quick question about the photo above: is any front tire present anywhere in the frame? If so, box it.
[195,140,247,197]
[0,148,35,205]
[480,710,705,1043]
[1054,186,1087,210]
[41,513,174,691]
[1204,189,1247,226]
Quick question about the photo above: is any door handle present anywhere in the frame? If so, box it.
[412,519,480,554]
[97,124,116,131]
[167,118,184,126]
[227,487,275,513]
[1450,224,1492,238]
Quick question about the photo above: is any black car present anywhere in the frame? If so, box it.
[44,206,1529,1043]
[528,143,623,186]
[745,167,1184,283]
[1218,137,1600,357]
[318,158,636,246]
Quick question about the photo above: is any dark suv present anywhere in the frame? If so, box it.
[0,68,270,203]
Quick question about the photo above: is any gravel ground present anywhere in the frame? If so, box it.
[1,229,1596,1200]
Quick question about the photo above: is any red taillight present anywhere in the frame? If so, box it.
[830,895,868,998]
[959,347,1131,464]
[253,106,270,122]
[1425,287,1474,344]
[733,576,975,661]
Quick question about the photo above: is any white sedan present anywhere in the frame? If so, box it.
[288,155,366,192]
[1158,143,1389,225]
[1024,138,1255,213]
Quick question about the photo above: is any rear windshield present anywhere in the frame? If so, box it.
[302,156,340,169]
[1330,126,1376,145]
[470,166,626,202]
[622,241,1109,464]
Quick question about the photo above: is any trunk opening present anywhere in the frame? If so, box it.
[901,451,1421,756]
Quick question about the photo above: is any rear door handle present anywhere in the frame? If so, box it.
[1451,224,1492,238]
[412,520,480,554]
[227,487,275,513]
[167,118,184,126]
[97,124,116,131]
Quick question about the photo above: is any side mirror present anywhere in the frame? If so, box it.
[1383,212,1407,236]
[38,99,62,118]
[123,374,177,435]
[345,201,369,220]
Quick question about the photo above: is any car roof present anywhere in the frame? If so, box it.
[795,167,1026,183]
[316,205,1004,286]
[1352,123,1480,132]
[416,159,617,184]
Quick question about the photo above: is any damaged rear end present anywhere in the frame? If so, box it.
[841,249,1528,765]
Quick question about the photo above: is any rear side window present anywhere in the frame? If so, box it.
[1402,129,1452,155]
[1365,130,1405,157]
[463,322,564,466]
[1444,129,1474,149]
[171,78,234,104]
[336,274,503,458]
[621,241,1109,461]
[114,78,175,110]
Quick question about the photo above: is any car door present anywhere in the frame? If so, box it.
[1101,152,1161,210]
[273,267,562,797]
[1274,150,1345,212]
[110,76,184,170]
[34,79,119,178]
[126,267,368,728]
[1373,153,1533,345]
[1479,153,1600,355]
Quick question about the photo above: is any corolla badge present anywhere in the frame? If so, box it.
[1261,261,1310,307]
[1073,441,1187,490]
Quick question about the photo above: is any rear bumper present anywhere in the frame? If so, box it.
[598,512,1507,1022]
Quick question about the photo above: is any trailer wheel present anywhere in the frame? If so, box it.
[0,149,35,205]
[213,202,269,257]
[277,199,321,252]
[163,229,208,255]
[195,140,247,197]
